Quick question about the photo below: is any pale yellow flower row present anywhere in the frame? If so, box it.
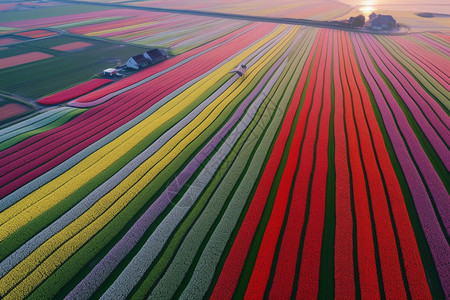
[0,25,297,298]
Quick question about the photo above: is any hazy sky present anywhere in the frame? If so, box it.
[339,0,450,14]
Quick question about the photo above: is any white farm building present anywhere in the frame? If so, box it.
[126,49,168,70]
[126,54,150,70]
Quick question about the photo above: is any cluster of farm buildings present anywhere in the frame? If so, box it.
[367,12,397,30]
[103,48,168,76]
[332,12,398,30]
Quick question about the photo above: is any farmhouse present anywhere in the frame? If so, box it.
[144,49,167,65]
[369,14,397,30]
[126,54,150,69]
[126,49,168,69]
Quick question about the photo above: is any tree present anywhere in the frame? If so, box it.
[352,15,365,27]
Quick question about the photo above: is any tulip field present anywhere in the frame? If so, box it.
[0,8,251,55]
[127,0,352,20]
[0,12,449,300]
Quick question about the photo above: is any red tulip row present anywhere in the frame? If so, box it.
[37,78,112,105]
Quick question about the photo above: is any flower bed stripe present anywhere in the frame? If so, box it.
[37,79,113,105]
[332,29,354,299]
[0,38,21,46]
[0,107,71,138]
[14,30,57,38]
[0,103,31,122]
[0,52,53,70]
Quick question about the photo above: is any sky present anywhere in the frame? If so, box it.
[339,0,450,14]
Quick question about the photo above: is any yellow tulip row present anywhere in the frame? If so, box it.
[0,25,295,298]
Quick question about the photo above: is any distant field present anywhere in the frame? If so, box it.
[0,96,33,125]
[50,41,93,51]
[0,3,110,24]
[0,34,148,99]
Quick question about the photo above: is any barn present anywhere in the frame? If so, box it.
[143,49,168,65]
[126,54,150,69]
[369,14,397,30]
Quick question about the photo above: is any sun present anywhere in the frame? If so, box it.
[359,0,377,17]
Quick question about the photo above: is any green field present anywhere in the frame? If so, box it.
[0,34,149,99]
